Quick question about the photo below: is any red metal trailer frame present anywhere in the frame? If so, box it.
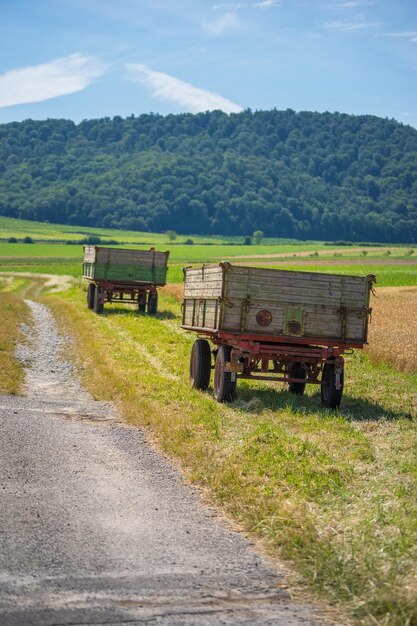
[184,326,366,408]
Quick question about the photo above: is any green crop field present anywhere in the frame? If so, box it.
[0,215,333,247]
[0,216,416,287]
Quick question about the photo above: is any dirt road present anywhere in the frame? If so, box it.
[0,301,328,625]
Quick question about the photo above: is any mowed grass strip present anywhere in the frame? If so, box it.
[0,291,28,394]
[45,284,417,626]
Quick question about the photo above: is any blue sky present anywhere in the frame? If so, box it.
[0,0,416,127]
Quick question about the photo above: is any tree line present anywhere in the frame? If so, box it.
[0,109,416,242]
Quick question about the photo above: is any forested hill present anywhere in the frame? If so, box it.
[1,109,416,242]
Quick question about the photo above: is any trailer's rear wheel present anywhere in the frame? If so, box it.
[93,286,104,314]
[148,291,158,315]
[321,361,344,409]
[87,283,95,310]
[138,291,147,312]
[288,362,306,395]
[190,339,211,390]
[214,345,237,403]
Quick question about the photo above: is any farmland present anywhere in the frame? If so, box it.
[1,216,416,287]
[0,218,416,626]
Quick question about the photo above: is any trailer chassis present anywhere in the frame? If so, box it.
[186,328,364,409]
[86,280,160,315]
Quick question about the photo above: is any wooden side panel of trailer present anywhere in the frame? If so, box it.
[83,246,169,284]
[223,265,371,342]
[182,264,373,343]
[183,266,224,298]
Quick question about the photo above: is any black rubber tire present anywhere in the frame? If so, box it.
[190,339,212,389]
[147,291,158,315]
[93,286,104,314]
[87,283,96,310]
[288,362,306,395]
[214,345,237,403]
[138,291,147,312]
[321,361,344,409]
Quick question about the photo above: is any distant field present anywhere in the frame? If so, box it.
[0,241,357,261]
[259,262,417,287]
[0,215,224,244]
[0,216,415,287]
[0,254,415,287]
[0,215,330,247]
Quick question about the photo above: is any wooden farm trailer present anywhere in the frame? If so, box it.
[83,246,169,314]
[182,262,375,409]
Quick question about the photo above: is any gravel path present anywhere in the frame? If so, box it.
[0,300,330,625]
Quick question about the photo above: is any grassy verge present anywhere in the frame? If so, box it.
[46,284,417,626]
[0,290,28,394]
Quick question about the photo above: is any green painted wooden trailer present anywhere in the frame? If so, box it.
[83,246,169,314]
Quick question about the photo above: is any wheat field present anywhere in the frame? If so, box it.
[367,286,417,372]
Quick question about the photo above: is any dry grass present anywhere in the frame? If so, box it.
[0,292,28,394]
[161,283,183,301]
[367,287,417,372]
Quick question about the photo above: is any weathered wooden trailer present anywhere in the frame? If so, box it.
[83,246,169,314]
[182,262,375,409]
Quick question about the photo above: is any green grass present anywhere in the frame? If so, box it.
[265,263,417,287]
[0,243,85,257]
[0,215,336,246]
[0,215,223,244]
[42,284,417,626]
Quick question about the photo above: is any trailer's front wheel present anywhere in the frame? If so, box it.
[214,345,237,403]
[87,283,95,310]
[288,362,306,395]
[321,361,344,409]
[93,286,104,314]
[190,339,211,390]
[148,291,158,315]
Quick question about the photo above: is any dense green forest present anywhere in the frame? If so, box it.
[0,109,416,242]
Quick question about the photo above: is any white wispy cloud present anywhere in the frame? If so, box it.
[252,0,280,6]
[0,53,106,108]
[379,31,417,42]
[324,14,378,32]
[328,1,371,9]
[126,63,243,114]
[203,11,243,36]
[212,1,280,9]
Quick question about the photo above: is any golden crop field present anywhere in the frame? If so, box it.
[367,287,417,373]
